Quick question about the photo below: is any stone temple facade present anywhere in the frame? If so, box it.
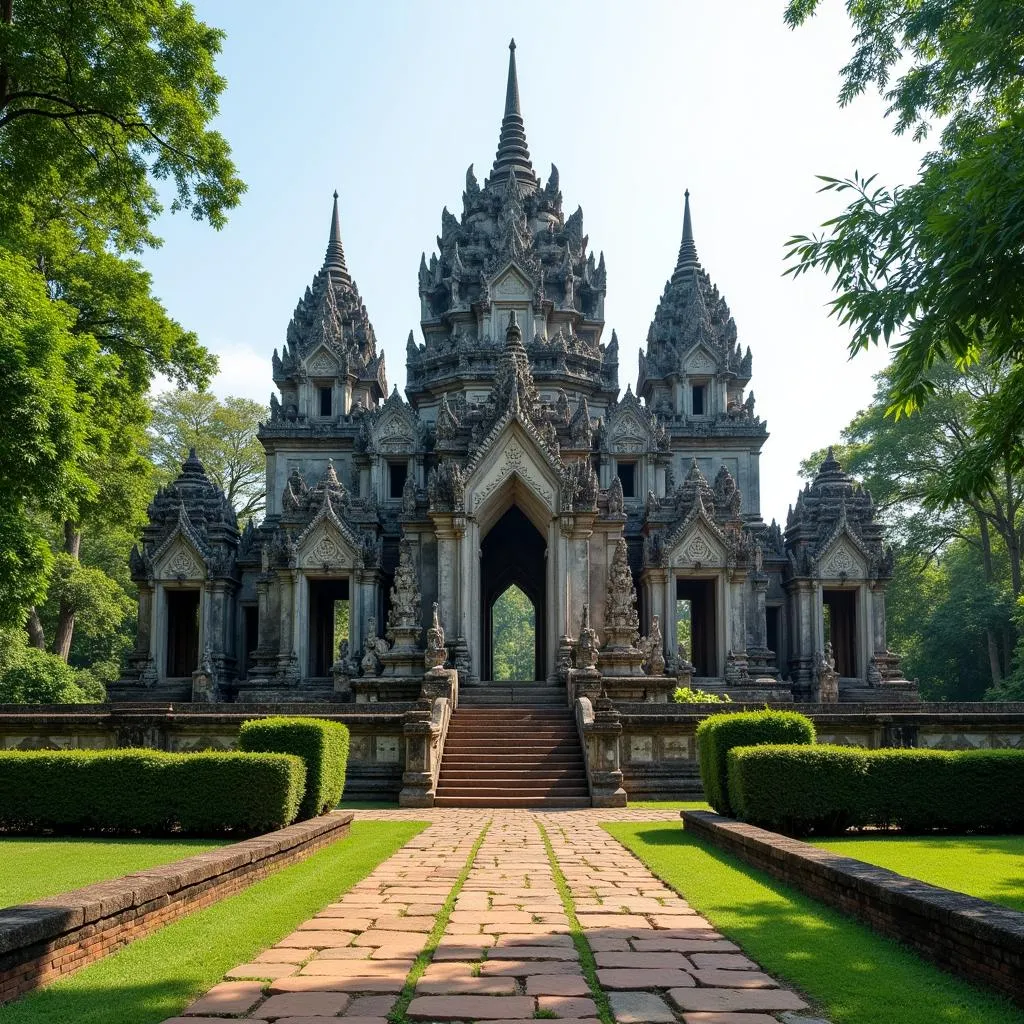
[114,42,916,708]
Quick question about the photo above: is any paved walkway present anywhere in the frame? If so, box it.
[165,809,817,1024]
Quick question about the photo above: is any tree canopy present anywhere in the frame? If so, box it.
[0,0,243,645]
[784,1,1024,495]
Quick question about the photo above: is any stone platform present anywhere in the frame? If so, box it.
[165,809,818,1024]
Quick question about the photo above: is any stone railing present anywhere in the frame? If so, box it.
[0,811,353,1005]
[574,696,626,807]
[683,809,1024,1006]
[399,691,455,808]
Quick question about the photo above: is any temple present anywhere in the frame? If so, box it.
[114,41,916,715]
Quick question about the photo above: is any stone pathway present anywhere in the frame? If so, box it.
[164,809,819,1024]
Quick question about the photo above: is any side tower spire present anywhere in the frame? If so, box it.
[324,189,352,284]
[490,39,538,188]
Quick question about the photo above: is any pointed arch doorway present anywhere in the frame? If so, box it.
[481,505,546,681]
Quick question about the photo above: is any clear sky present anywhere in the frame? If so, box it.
[143,0,924,526]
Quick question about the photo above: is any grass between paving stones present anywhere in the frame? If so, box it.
[536,822,614,1024]
[814,833,1024,913]
[0,820,426,1024]
[0,837,228,908]
[604,822,1021,1024]
[387,823,490,1024]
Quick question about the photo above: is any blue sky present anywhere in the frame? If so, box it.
[144,1,924,524]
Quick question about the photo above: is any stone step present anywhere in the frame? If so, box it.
[439,770,587,782]
[433,795,592,808]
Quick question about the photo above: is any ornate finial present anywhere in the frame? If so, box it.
[491,39,536,186]
[324,191,351,283]
[506,309,521,341]
[672,188,700,280]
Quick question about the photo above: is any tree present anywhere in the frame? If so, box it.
[492,586,535,681]
[150,390,268,523]
[0,1,243,640]
[784,1,1024,492]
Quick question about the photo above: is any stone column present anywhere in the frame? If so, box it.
[639,567,667,637]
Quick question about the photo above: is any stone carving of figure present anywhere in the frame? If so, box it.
[576,604,600,670]
[638,615,666,676]
[424,602,447,670]
[607,476,624,515]
[814,642,839,703]
[401,471,417,515]
[361,616,389,676]
[753,540,764,573]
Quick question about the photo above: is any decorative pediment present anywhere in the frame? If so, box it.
[369,388,420,453]
[304,346,339,376]
[664,511,730,570]
[153,534,206,582]
[294,498,363,571]
[604,388,653,454]
[683,342,718,376]
[465,420,560,524]
[816,535,868,580]
[491,263,534,299]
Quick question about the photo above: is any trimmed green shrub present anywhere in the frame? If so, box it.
[696,710,816,815]
[727,745,1024,835]
[238,716,349,818]
[672,686,732,704]
[0,749,306,835]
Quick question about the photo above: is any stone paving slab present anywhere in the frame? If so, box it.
[164,809,821,1024]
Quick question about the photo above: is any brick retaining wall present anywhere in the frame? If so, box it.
[681,809,1024,1006]
[0,810,353,1004]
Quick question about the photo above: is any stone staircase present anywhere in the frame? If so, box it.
[434,685,590,807]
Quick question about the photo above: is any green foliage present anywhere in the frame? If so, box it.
[0,626,99,703]
[676,599,692,657]
[0,749,306,834]
[238,717,349,819]
[727,744,1024,835]
[696,710,816,816]
[672,686,732,704]
[491,584,535,681]
[149,390,268,522]
[785,1,1024,506]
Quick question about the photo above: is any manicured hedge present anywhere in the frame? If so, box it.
[0,749,306,835]
[727,745,1024,835]
[238,716,349,818]
[696,710,816,815]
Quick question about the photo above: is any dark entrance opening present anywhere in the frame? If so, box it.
[765,605,780,667]
[241,605,259,679]
[481,506,545,681]
[823,589,857,676]
[308,578,349,677]
[676,578,717,677]
[166,589,200,677]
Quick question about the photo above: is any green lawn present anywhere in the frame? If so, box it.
[0,838,228,908]
[0,820,426,1024]
[605,822,1020,1024]
[816,834,1024,913]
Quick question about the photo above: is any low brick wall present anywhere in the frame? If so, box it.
[682,809,1024,1005]
[0,810,353,1004]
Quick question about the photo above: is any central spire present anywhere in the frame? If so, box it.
[324,190,351,284]
[672,189,701,281]
[490,39,538,188]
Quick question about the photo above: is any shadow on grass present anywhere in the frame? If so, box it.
[605,824,1022,1024]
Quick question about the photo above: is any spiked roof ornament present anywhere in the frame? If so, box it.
[490,39,538,188]
[324,190,352,284]
[672,189,700,281]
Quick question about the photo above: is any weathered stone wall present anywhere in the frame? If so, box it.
[0,811,353,1005]
[682,810,1024,1006]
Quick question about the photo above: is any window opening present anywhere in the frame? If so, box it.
[692,384,706,416]
[318,386,332,417]
[676,578,717,676]
[389,462,408,500]
[308,578,349,676]
[166,589,200,677]
[822,589,857,676]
